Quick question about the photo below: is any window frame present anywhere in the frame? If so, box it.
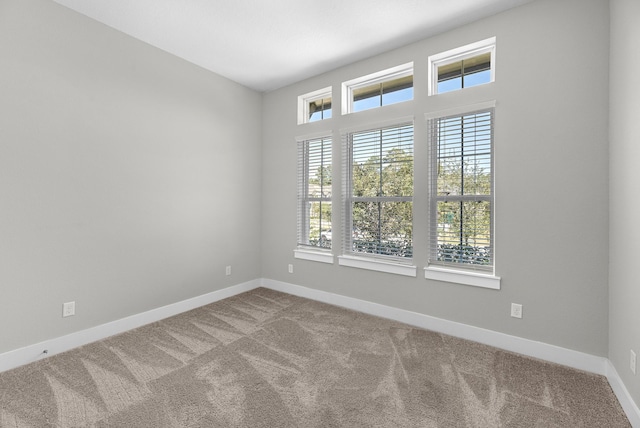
[294,134,334,264]
[298,87,333,125]
[342,63,414,115]
[428,37,496,96]
[292,59,500,286]
[424,101,500,289]
[339,117,417,276]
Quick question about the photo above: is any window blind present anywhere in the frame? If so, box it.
[297,137,332,249]
[343,122,414,260]
[428,109,494,270]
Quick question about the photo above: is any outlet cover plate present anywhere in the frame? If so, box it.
[63,301,75,317]
[631,350,637,375]
[511,303,523,319]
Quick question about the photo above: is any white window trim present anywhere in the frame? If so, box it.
[339,255,417,277]
[342,62,413,115]
[339,115,415,136]
[295,130,335,144]
[294,249,334,264]
[424,266,500,289]
[425,100,498,287]
[424,100,497,121]
[341,118,415,274]
[295,134,333,254]
[428,37,496,96]
[298,86,332,125]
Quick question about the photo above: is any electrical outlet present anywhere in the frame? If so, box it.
[510,303,523,319]
[62,301,75,317]
[288,264,293,274]
[631,350,637,375]
[225,266,231,276]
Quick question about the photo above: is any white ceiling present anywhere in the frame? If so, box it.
[52,0,534,92]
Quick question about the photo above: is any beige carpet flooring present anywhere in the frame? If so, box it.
[0,287,631,427]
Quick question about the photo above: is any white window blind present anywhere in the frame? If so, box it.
[343,122,414,260]
[428,108,494,270]
[297,137,332,249]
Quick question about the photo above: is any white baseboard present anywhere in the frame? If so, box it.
[1,277,637,426]
[261,279,639,427]
[0,279,260,373]
[607,360,640,427]
[261,279,607,373]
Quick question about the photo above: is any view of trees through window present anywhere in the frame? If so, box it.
[307,164,332,247]
[432,111,493,266]
[300,138,332,249]
[303,126,415,258]
[348,124,414,258]
[298,51,495,272]
[302,112,492,267]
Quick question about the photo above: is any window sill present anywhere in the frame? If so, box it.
[338,255,416,277]
[294,249,334,264]
[424,266,500,289]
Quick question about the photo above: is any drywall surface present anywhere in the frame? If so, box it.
[0,0,262,354]
[609,0,640,407]
[262,0,610,356]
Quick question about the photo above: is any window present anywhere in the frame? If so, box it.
[297,136,332,251]
[342,121,414,263]
[298,87,332,124]
[428,37,496,95]
[293,60,498,284]
[437,53,491,93]
[427,106,494,273]
[342,63,413,114]
[308,98,332,122]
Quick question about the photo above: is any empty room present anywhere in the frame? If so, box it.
[1,0,638,426]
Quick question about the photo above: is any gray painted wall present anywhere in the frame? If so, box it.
[262,0,610,357]
[609,0,640,407]
[0,0,263,354]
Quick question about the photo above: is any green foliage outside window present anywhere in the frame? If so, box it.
[350,126,414,258]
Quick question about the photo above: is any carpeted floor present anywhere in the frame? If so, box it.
[0,287,631,427]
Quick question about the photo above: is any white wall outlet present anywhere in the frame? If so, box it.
[631,350,637,375]
[225,266,231,276]
[510,303,523,319]
[288,264,293,274]
[62,301,75,317]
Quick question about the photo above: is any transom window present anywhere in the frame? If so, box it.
[298,87,332,124]
[428,37,496,95]
[437,52,491,93]
[343,63,413,114]
[427,107,494,271]
[343,122,414,260]
[308,97,332,122]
